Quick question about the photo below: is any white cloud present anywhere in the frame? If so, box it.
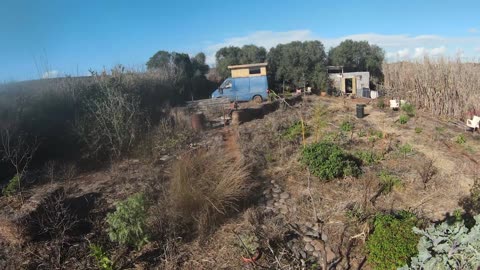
[475,47,480,52]
[204,30,480,64]
[469,28,478,33]
[42,70,59,79]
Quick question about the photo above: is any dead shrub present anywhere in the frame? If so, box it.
[168,149,251,237]
[415,158,437,189]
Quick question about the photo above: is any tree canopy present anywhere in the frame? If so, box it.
[215,45,267,78]
[328,40,385,82]
[267,41,328,90]
[146,51,212,99]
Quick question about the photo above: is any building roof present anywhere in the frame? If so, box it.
[228,63,268,69]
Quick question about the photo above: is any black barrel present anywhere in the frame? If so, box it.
[356,104,366,118]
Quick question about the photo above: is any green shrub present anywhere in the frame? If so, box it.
[235,233,260,257]
[399,114,410,124]
[354,150,382,165]
[340,120,354,132]
[400,214,480,270]
[414,127,422,134]
[369,129,383,139]
[282,121,309,141]
[301,142,361,180]
[357,130,367,137]
[2,174,20,196]
[377,98,386,109]
[378,170,402,194]
[367,211,419,270]
[89,244,113,270]
[106,193,149,250]
[401,103,416,117]
[455,134,466,144]
[398,143,414,158]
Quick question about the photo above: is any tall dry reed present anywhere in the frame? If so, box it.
[383,57,480,119]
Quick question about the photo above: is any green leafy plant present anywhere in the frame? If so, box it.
[89,244,113,270]
[357,130,367,137]
[235,233,260,258]
[435,126,445,133]
[369,129,383,139]
[401,103,416,117]
[414,127,422,134]
[301,142,361,180]
[354,150,382,165]
[400,214,480,270]
[455,134,466,144]
[399,114,410,124]
[2,174,20,196]
[282,121,309,141]
[366,211,419,270]
[378,170,402,194]
[340,120,354,132]
[106,193,149,250]
[398,143,414,158]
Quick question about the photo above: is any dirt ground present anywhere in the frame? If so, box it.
[1,94,478,269]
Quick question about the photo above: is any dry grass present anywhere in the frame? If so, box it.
[168,149,251,237]
[383,58,480,119]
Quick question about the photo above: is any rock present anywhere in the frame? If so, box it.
[270,180,276,184]
[159,155,171,161]
[303,236,313,243]
[312,251,321,258]
[262,189,271,195]
[321,233,328,242]
[305,229,320,238]
[304,243,315,252]
[280,192,290,199]
[280,208,288,214]
[272,187,282,194]
[266,200,274,207]
[326,246,335,263]
[312,240,325,251]
[130,159,140,164]
[272,193,279,198]
[274,202,283,207]
[304,222,313,228]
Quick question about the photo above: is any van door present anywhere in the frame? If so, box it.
[219,79,235,100]
[233,77,250,101]
[249,76,268,100]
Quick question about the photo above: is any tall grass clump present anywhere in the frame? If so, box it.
[169,149,251,237]
[383,57,480,119]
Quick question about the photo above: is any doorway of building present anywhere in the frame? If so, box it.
[345,78,353,94]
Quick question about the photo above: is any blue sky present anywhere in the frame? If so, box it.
[1,0,480,81]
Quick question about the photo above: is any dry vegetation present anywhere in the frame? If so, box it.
[383,57,480,119]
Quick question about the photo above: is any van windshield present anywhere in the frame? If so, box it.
[220,80,232,89]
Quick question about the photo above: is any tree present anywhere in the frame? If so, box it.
[191,52,209,77]
[215,45,267,79]
[328,40,385,83]
[267,41,328,91]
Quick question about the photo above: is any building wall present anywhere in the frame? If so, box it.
[328,72,370,94]
[231,67,267,78]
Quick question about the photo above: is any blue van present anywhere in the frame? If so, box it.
[211,76,268,103]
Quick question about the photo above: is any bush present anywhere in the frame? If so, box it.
[89,244,113,270]
[401,103,416,117]
[366,211,419,270]
[340,120,354,132]
[399,114,409,124]
[414,127,422,134]
[378,170,402,194]
[169,149,250,237]
[455,134,466,144]
[282,121,309,142]
[301,142,361,180]
[377,98,386,109]
[354,150,382,165]
[398,143,414,158]
[400,214,480,269]
[106,193,149,250]
[2,174,20,196]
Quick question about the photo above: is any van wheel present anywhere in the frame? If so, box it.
[253,95,263,104]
